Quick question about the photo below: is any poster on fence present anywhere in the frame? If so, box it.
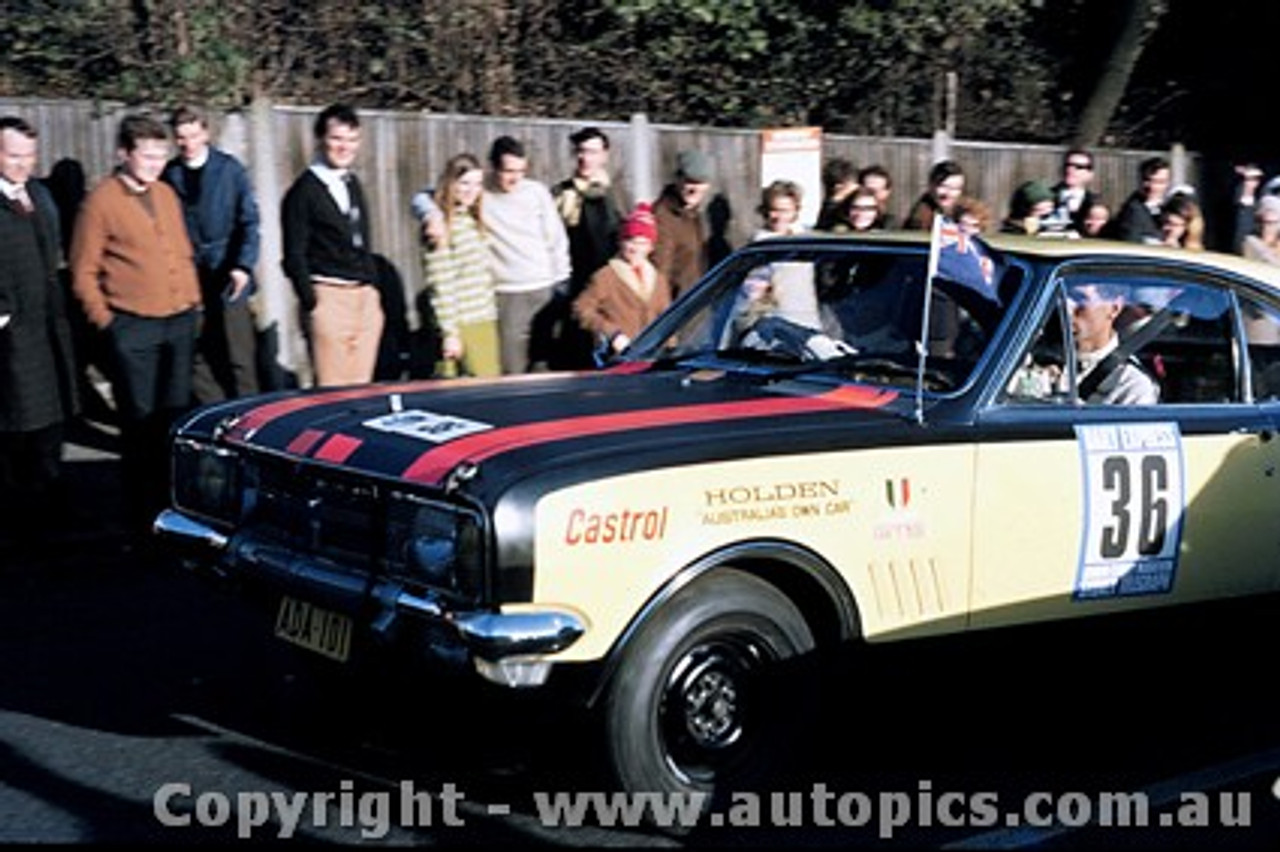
[760,127,823,229]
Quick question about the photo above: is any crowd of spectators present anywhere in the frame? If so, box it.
[4,102,1279,552]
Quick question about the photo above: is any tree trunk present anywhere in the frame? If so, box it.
[1073,0,1167,147]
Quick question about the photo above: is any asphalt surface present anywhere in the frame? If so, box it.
[1,417,1279,847]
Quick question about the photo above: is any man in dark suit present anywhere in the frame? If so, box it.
[281,103,382,387]
[0,116,80,546]
[551,126,624,369]
[1109,156,1171,244]
[163,106,261,403]
[1047,148,1102,236]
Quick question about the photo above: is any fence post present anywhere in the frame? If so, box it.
[218,110,249,164]
[930,129,951,165]
[1170,142,1188,189]
[944,70,958,139]
[247,95,307,385]
[630,112,655,205]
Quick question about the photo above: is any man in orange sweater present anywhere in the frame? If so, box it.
[71,113,201,532]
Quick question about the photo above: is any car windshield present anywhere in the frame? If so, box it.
[626,241,1022,392]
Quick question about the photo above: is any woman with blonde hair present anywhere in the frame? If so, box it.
[422,153,500,377]
[754,179,805,239]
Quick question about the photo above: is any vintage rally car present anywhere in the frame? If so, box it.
[156,231,1280,805]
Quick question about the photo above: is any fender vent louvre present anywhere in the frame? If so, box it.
[868,558,949,620]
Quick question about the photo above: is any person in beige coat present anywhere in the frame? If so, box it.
[573,203,670,359]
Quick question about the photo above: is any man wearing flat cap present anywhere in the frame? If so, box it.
[652,150,714,298]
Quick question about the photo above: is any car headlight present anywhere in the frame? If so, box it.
[387,492,485,601]
[172,438,242,523]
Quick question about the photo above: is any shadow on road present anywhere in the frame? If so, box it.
[2,427,1278,846]
[0,431,609,828]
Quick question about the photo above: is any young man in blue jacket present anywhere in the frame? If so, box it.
[163,105,261,402]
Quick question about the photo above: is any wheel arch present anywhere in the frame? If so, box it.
[586,538,862,708]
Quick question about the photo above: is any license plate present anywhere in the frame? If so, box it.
[274,596,353,663]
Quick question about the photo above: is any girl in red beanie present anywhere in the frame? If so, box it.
[572,203,671,358]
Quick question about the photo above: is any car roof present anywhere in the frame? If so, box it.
[763,231,1280,295]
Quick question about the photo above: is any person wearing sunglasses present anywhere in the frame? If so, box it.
[1047,148,1101,235]
[831,187,884,234]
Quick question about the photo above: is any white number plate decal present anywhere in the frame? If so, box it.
[363,410,492,443]
[274,596,352,662]
[1074,422,1185,599]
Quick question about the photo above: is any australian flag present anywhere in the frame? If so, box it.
[929,216,1001,305]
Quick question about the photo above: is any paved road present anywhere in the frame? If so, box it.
[1,424,1278,846]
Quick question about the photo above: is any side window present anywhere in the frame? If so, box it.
[1004,276,1238,406]
[1004,297,1069,404]
[1238,294,1280,400]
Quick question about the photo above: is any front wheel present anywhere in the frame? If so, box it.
[601,568,816,816]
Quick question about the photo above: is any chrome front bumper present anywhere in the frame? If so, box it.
[153,509,585,686]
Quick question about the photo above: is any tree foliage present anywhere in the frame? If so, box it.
[1072,0,1167,147]
[0,0,1182,146]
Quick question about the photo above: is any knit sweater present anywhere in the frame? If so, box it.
[70,175,201,329]
[423,209,497,336]
[482,179,571,294]
[281,168,377,311]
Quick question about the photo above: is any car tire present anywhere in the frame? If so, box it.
[601,568,816,823]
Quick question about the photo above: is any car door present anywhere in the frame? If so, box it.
[968,263,1280,632]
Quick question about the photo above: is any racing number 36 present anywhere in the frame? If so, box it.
[1099,455,1168,558]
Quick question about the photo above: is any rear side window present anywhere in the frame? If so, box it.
[1238,294,1280,400]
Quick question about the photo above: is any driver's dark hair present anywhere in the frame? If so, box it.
[1077,282,1126,303]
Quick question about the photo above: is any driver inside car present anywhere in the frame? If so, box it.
[1011,283,1160,405]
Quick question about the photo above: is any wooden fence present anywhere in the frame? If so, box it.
[0,96,1196,381]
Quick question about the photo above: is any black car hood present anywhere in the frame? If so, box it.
[184,364,904,492]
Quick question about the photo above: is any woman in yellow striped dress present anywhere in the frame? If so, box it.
[422,153,501,377]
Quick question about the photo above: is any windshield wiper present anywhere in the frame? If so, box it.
[789,353,956,391]
[712,346,805,365]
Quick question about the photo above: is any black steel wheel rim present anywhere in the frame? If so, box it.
[659,635,773,784]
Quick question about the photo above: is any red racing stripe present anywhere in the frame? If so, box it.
[401,384,896,485]
[224,369,647,447]
[314,433,363,464]
[285,428,327,456]
[225,381,429,443]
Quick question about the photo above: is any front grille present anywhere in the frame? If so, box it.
[249,459,385,568]
[242,456,485,603]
